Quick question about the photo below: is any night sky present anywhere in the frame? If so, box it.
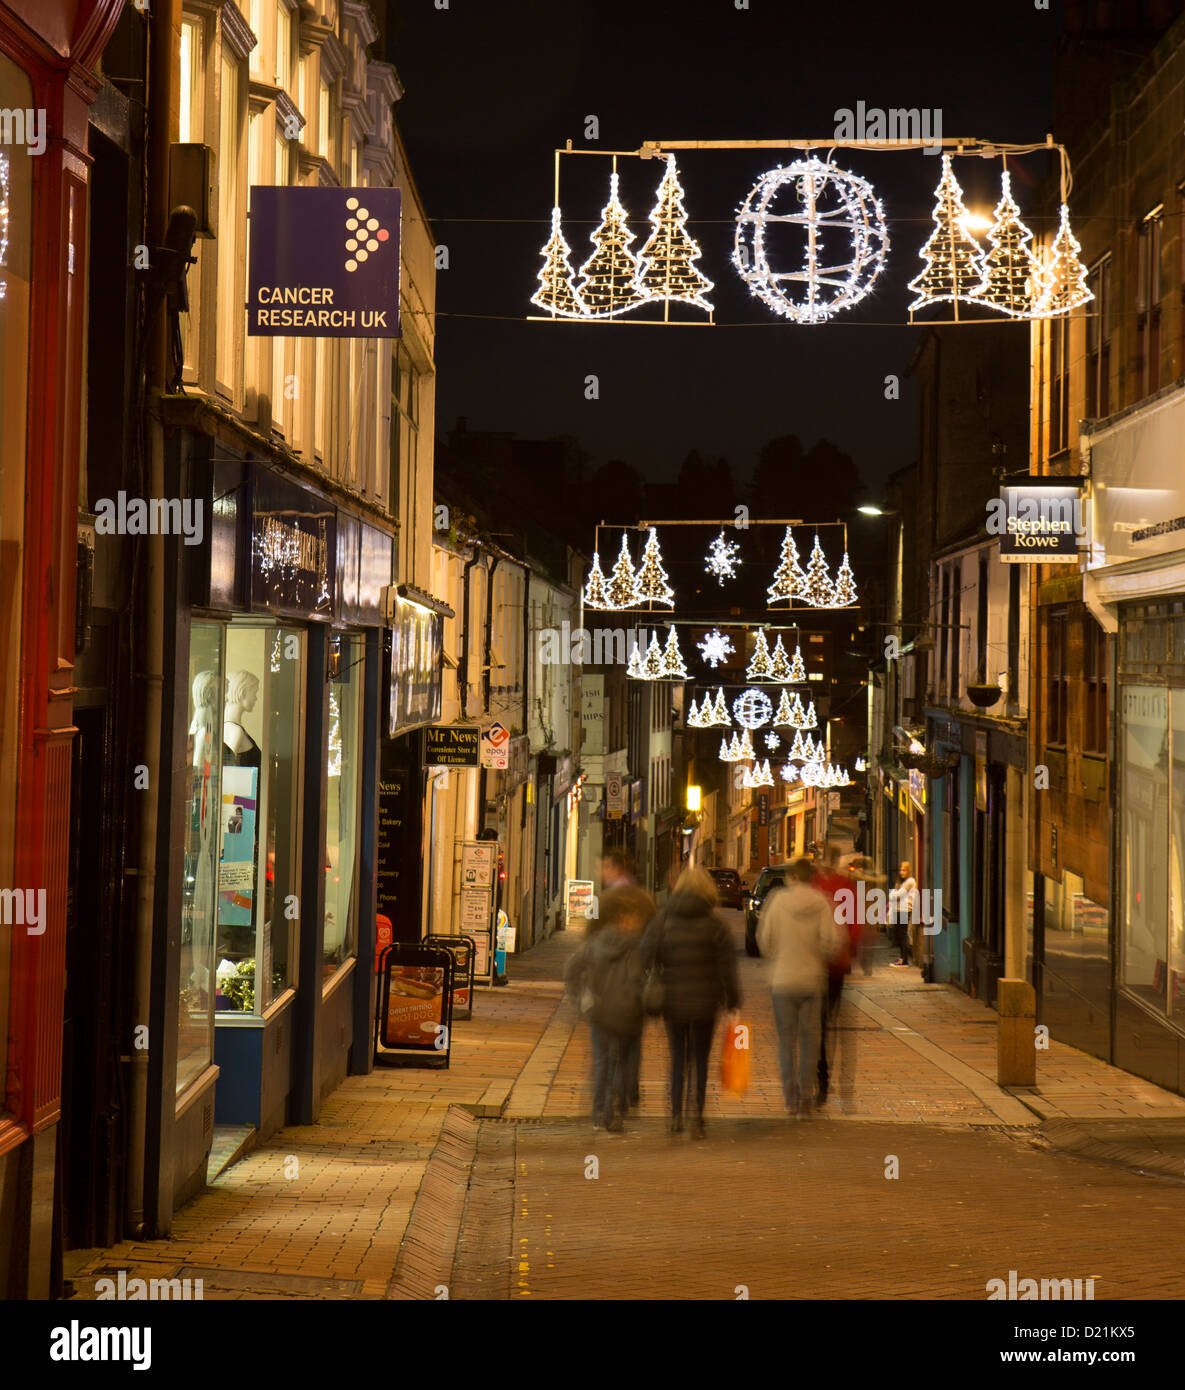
[386,0,1057,499]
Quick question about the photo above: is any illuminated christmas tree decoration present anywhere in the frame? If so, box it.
[746,629,774,679]
[687,696,705,727]
[767,528,807,604]
[764,733,780,750]
[634,154,714,311]
[710,688,731,726]
[803,733,825,761]
[642,633,665,679]
[737,729,756,760]
[606,534,640,608]
[660,626,688,678]
[751,759,774,787]
[732,688,774,730]
[802,535,837,608]
[908,155,987,313]
[327,689,342,778]
[787,691,807,728]
[972,170,1039,318]
[698,628,735,669]
[789,731,808,761]
[633,528,676,607]
[800,700,818,731]
[855,755,868,771]
[1033,204,1093,317]
[741,763,758,789]
[773,690,795,727]
[582,550,611,609]
[779,762,800,784]
[832,553,858,607]
[768,636,793,682]
[719,733,743,762]
[732,158,890,324]
[705,530,742,584]
[788,644,807,682]
[627,642,644,679]
[530,207,586,318]
[576,171,648,319]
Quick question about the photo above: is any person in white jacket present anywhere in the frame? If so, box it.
[757,858,845,1118]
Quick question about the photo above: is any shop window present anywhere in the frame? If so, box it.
[0,52,34,1111]
[1121,685,1169,1012]
[324,635,364,980]
[1085,256,1111,418]
[769,819,781,859]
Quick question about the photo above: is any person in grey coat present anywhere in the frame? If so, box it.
[640,866,740,1139]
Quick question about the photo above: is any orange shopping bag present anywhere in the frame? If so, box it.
[720,1019,751,1095]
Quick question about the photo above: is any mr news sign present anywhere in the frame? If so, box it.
[248,187,401,338]
[989,482,1083,565]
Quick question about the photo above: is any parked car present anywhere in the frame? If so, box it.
[744,866,788,957]
[708,867,745,909]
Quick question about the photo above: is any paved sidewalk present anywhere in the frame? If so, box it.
[62,909,1185,1300]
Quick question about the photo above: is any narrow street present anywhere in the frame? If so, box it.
[65,915,1185,1302]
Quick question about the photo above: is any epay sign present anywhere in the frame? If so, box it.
[481,722,510,770]
[248,186,401,338]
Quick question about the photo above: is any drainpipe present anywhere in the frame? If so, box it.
[482,555,500,713]
[458,544,479,719]
[126,0,177,1237]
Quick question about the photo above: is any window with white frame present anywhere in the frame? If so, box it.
[275,1,292,90]
[216,41,247,400]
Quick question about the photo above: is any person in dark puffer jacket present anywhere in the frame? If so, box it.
[640,866,741,1139]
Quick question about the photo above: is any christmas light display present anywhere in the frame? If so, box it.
[832,553,858,607]
[786,691,807,728]
[697,628,735,669]
[705,530,741,584]
[1033,203,1093,317]
[719,733,743,763]
[972,170,1039,318]
[746,629,773,680]
[789,731,809,761]
[737,729,755,760]
[732,158,890,324]
[710,688,731,726]
[855,755,868,772]
[530,207,586,318]
[576,171,647,318]
[687,696,706,728]
[660,626,688,678]
[642,633,665,679]
[768,636,793,682]
[627,642,644,679]
[802,535,837,608]
[634,154,714,310]
[779,762,800,785]
[633,527,675,608]
[908,155,987,312]
[800,700,818,731]
[764,733,780,750]
[772,690,795,728]
[788,644,807,682]
[582,550,610,608]
[606,533,640,609]
[740,763,758,789]
[767,528,807,604]
[732,688,774,730]
[799,760,825,787]
[751,759,774,787]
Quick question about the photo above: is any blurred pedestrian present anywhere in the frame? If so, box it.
[757,858,844,1119]
[844,855,883,976]
[889,861,918,967]
[811,848,856,1108]
[564,885,653,1133]
[640,866,739,1140]
[599,848,638,891]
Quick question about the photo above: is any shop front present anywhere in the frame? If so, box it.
[160,428,393,1213]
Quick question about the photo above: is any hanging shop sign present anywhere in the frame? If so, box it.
[249,470,336,619]
[248,186,401,338]
[390,597,443,737]
[338,515,395,626]
[425,724,479,767]
[606,773,626,818]
[480,721,511,769]
[505,735,529,791]
[993,481,1082,564]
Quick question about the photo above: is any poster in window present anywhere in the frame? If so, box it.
[219,766,258,926]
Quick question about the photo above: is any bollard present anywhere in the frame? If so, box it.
[996,978,1037,1087]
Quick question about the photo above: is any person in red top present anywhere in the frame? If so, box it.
[812,846,860,1107]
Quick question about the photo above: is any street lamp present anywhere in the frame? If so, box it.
[858,504,901,517]
[685,784,702,813]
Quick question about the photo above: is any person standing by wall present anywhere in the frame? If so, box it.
[888,862,918,968]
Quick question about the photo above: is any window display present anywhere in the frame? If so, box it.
[178,625,224,1094]
[1121,685,1169,1012]
[324,634,363,978]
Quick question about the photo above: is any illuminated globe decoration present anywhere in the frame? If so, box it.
[732,158,889,324]
[732,688,773,730]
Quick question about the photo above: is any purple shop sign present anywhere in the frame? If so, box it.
[248,186,401,338]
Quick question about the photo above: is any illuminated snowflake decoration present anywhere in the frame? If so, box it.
[732,688,774,730]
[697,628,735,669]
[705,531,742,584]
[764,733,780,750]
[780,762,799,784]
[732,157,890,324]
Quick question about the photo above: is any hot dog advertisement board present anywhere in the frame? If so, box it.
[374,943,454,1067]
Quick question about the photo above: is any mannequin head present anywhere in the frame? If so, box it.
[191,669,221,715]
[225,669,260,715]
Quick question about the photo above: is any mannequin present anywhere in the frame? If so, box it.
[223,668,262,767]
[187,669,221,997]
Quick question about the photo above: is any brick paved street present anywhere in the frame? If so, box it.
[63,911,1185,1301]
